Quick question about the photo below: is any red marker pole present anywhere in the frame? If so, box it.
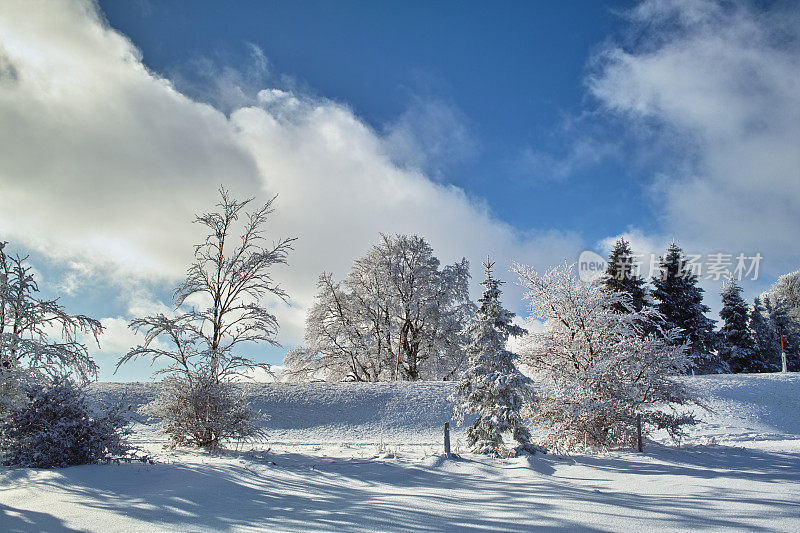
[781,334,788,373]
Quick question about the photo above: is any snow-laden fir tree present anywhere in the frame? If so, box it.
[604,237,647,313]
[749,297,780,372]
[651,242,717,372]
[718,278,755,373]
[453,259,532,457]
[514,262,695,453]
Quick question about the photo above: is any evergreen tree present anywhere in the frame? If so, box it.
[651,242,717,371]
[453,259,532,457]
[604,237,647,313]
[749,297,780,372]
[718,278,755,373]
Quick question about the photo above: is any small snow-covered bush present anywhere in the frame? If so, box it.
[0,378,132,467]
[148,376,263,448]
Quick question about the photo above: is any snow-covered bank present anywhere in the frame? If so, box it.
[89,380,460,448]
[2,373,799,532]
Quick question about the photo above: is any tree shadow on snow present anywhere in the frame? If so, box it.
[0,503,83,533]
[19,444,799,532]
[553,443,800,483]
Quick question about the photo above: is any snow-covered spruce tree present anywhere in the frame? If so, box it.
[453,259,532,457]
[287,234,474,382]
[749,297,780,372]
[0,241,102,401]
[0,378,133,467]
[717,278,756,373]
[118,188,294,447]
[604,237,648,314]
[651,242,718,372]
[514,262,695,453]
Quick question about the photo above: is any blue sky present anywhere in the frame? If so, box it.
[1,0,798,380]
[100,0,643,237]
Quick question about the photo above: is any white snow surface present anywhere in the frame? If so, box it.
[2,373,800,532]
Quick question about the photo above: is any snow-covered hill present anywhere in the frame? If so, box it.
[88,372,800,449]
[2,373,799,532]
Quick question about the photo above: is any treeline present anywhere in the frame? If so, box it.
[286,236,799,381]
[2,186,797,461]
[604,238,799,374]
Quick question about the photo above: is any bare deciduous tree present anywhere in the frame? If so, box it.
[117,188,294,447]
[118,188,295,384]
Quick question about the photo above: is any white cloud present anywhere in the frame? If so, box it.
[589,0,800,281]
[0,0,582,362]
[382,97,477,178]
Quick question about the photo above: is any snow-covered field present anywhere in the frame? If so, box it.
[2,373,799,532]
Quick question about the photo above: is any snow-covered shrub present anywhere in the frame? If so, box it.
[0,378,132,467]
[514,262,696,453]
[453,260,533,457]
[147,376,263,448]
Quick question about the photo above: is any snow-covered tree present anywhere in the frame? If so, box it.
[514,262,695,453]
[761,270,800,372]
[749,297,780,372]
[453,259,532,457]
[651,242,717,372]
[763,269,800,323]
[118,188,294,446]
[288,234,474,382]
[1,242,102,410]
[765,297,800,372]
[717,278,755,373]
[604,237,647,313]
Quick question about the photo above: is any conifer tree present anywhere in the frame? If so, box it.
[604,237,647,313]
[749,297,779,372]
[718,278,755,373]
[453,259,532,457]
[651,242,717,371]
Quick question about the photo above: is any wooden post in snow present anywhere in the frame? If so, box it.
[636,413,643,453]
[444,422,451,457]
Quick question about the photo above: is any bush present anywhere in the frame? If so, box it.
[147,376,263,448]
[0,378,133,467]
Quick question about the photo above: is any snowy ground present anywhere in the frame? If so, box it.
[2,374,799,532]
